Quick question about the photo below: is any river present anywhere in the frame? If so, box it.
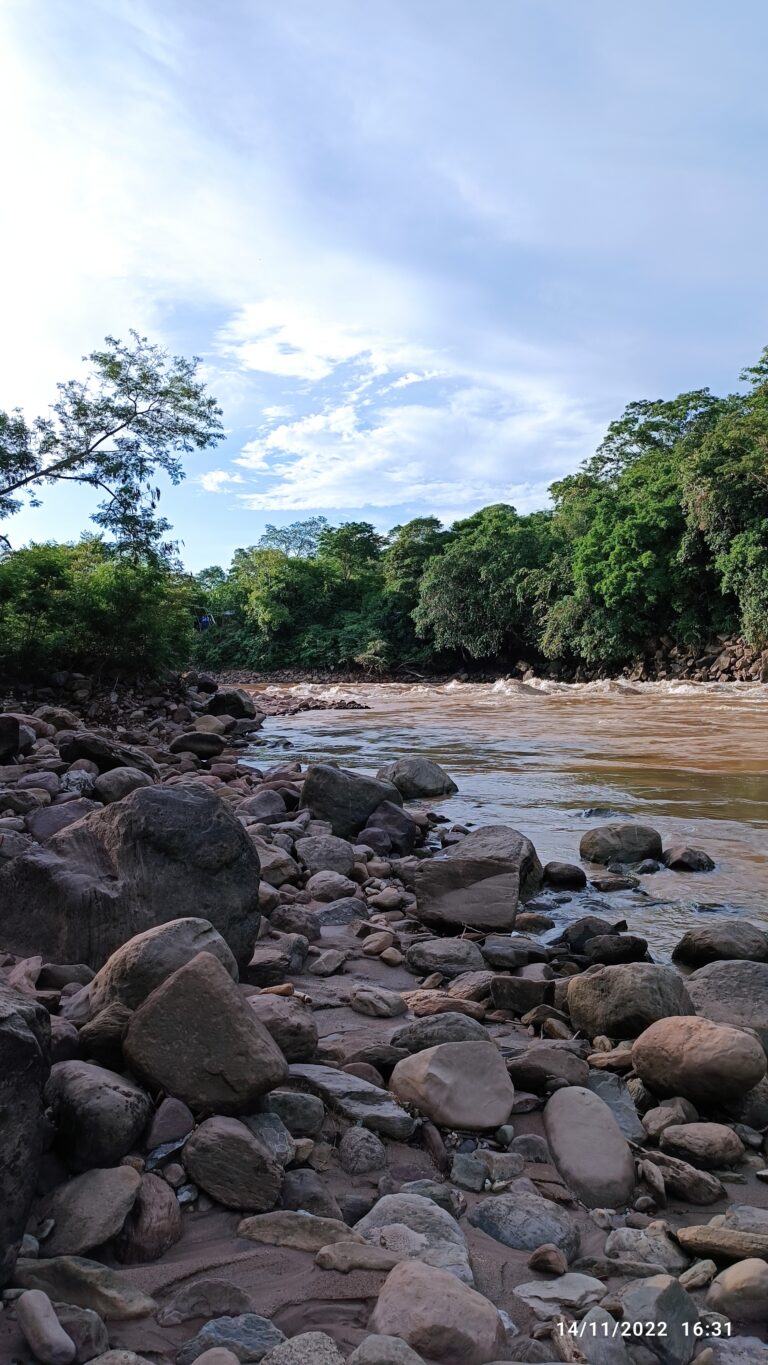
[243,678,768,958]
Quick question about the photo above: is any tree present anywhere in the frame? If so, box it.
[0,332,223,556]
[316,521,385,580]
[258,516,329,557]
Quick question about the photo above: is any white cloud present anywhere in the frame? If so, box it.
[198,469,245,492]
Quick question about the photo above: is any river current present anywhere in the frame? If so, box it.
[244,679,768,958]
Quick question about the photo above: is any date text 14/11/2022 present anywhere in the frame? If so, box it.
[557,1320,733,1340]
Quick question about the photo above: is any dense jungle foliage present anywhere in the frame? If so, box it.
[2,344,767,678]
[193,351,768,674]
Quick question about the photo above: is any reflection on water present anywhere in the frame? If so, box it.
[243,679,768,957]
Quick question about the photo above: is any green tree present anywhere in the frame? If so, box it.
[0,332,223,556]
[258,516,329,557]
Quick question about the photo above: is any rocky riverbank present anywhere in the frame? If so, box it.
[0,675,767,1365]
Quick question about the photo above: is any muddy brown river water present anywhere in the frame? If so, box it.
[245,678,768,957]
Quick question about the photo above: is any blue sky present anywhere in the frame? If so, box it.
[2,0,768,570]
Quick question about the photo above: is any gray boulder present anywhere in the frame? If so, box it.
[0,984,51,1289]
[55,730,159,777]
[92,769,154,804]
[567,964,694,1039]
[87,917,238,1016]
[413,825,542,931]
[672,921,768,967]
[686,959,768,1051]
[377,757,458,800]
[300,765,402,839]
[579,823,663,864]
[468,1187,579,1259]
[0,785,262,968]
[544,1087,635,1209]
[45,1060,152,1171]
[355,1192,472,1283]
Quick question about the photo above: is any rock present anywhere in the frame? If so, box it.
[206,687,260,718]
[246,994,318,1062]
[262,1334,345,1365]
[242,1113,296,1168]
[237,1210,361,1252]
[574,1307,631,1365]
[78,1003,132,1068]
[315,1241,402,1273]
[631,1016,766,1105]
[376,757,457,799]
[390,1013,488,1052]
[706,1258,768,1321]
[0,786,262,968]
[660,1122,744,1169]
[528,1242,569,1274]
[413,827,542,932]
[280,1168,341,1220]
[307,946,347,975]
[389,1041,514,1129]
[15,1290,76,1365]
[124,953,287,1113]
[45,1061,151,1172]
[27,800,102,841]
[313,897,370,926]
[544,1087,635,1208]
[157,1279,255,1325]
[294,834,356,876]
[355,1192,472,1282]
[405,937,485,979]
[369,1260,504,1365]
[489,975,554,1014]
[637,1149,726,1204]
[288,1064,416,1140]
[177,1315,285,1365]
[55,731,159,777]
[265,1091,325,1137]
[586,1071,646,1143]
[675,1206,768,1260]
[13,1256,156,1319]
[300,765,402,839]
[348,1337,426,1365]
[672,921,768,967]
[579,824,662,865]
[0,983,50,1289]
[363,802,421,856]
[92,769,153,804]
[662,845,715,871]
[567,965,694,1039]
[191,1354,241,1365]
[88,918,238,1016]
[0,828,36,863]
[686,960,768,1051]
[54,1302,109,1361]
[339,1128,387,1173]
[146,1097,195,1148]
[170,731,227,757]
[350,985,407,1018]
[694,1339,768,1365]
[468,1189,579,1258]
[112,1172,183,1263]
[619,1274,699,1365]
[544,861,587,889]
[249,839,299,889]
[0,713,21,761]
[41,1166,141,1257]
[506,1046,589,1092]
[605,1224,689,1273]
[513,1271,606,1318]
[183,1117,283,1211]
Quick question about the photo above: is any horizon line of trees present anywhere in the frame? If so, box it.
[1,335,767,679]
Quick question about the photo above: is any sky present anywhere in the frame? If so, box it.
[2,0,768,571]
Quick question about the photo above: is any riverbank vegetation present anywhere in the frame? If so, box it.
[2,340,767,679]
[194,350,768,674]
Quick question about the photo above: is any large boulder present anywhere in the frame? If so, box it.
[567,964,695,1039]
[632,1016,766,1105]
[0,785,262,968]
[87,918,238,1016]
[55,730,160,777]
[247,993,318,1062]
[468,1187,579,1257]
[389,1041,514,1129]
[579,823,663,864]
[413,825,542,932]
[544,1086,636,1208]
[206,687,260,719]
[686,960,768,1052]
[45,1061,152,1171]
[672,921,768,968]
[405,938,485,979]
[124,953,287,1112]
[369,1261,504,1365]
[300,765,402,839]
[183,1116,283,1211]
[0,984,51,1289]
[294,835,355,877]
[355,1192,471,1282]
[377,757,458,800]
[92,768,154,804]
[40,1166,142,1257]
